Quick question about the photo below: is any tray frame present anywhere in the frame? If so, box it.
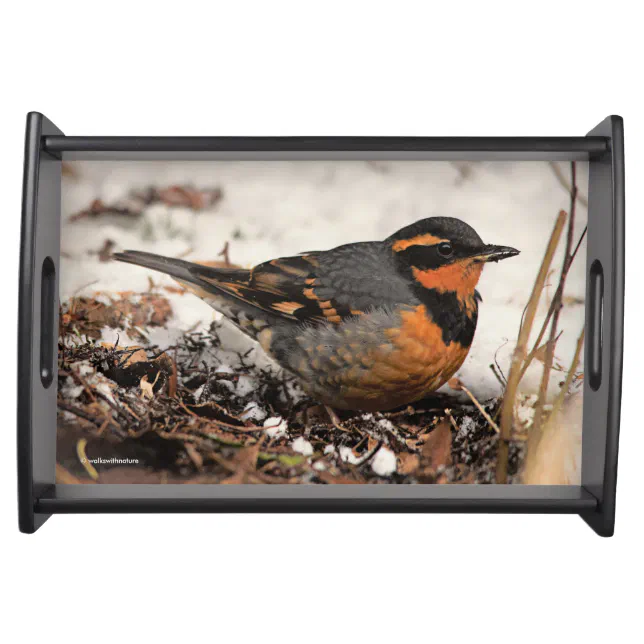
[18,113,624,535]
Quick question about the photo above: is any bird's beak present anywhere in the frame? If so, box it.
[473,245,520,263]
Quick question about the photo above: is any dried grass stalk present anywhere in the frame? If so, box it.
[522,329,585,484]
[496,210,567,483]
[531,163,578,434]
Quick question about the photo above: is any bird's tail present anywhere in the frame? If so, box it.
[112,250,272,341]
[112,250,248,288]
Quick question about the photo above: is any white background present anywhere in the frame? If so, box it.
[1,2,641,642]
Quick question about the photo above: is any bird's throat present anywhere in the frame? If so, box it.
[409,262,482,348]
[412,260,483,305]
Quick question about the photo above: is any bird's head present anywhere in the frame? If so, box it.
[387,216,520,300]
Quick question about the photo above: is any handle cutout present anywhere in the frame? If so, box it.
[588,259,604,391]
[39,256,56,389]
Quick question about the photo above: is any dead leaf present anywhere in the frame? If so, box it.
[100,343,147,366]
[533,341,550,364]
[62,162,79,179]
[236,443,260,471]
[316,471,361,484]
[448,377,464,391]
[65,293,173,340]
[220,443,261,484]
[69,184,223,222]
[168,356,177,398]
[397,453,420,475]
[140,375,155,400]
[96,239,115,262]
[421,420,452,470]
[158,185,223,210]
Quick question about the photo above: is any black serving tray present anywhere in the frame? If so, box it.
[18,113,624,535]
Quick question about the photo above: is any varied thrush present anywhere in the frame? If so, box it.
[114,217,519,411]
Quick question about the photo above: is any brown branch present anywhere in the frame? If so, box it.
[548,329,585,421]
[532,162,578,434]
[461,385,501,434]
[217,241,232,266]
[59,368,97,403]
[521,329,585,482]
[496,210,567,484]
[519,161,586,383]
[59,400,105,427]
[549,161,588,208]
[449,378,500,433]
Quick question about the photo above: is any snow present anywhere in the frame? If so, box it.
[377,418,396,433]
[100,326,138,348]
[458,416,476,438]
[60,160,588,403]
[291,437,314,456]
[516,394,539,428]
[192,384,205,401]
[339,446,361,464]
[263,416,288,439]
[61,379,84,400]
[240,401,267,423]
[235,375,256,397]
[95,381,115,403]
[371,447,397,477]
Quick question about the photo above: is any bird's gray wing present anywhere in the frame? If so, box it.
[114,242,413,326]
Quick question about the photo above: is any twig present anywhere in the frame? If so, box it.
[175,398,270,433]
[549,161,588,208]
[325,405,351,433]
[354,441,383,467]
[217,241,232,266]
[59,400,107,427]
[547,329,585,421]
[496,210,567,484]
[59,368,97,403]
[523,329,585,479]
[168,350,178,397]
[489,364,506,389]
[444,409,460,432]
[93,387,134,425]
[459,385,501,434]
[532,162,578,434]
[518,231,586,381]
[571,226,587,261]
[519,174,586,382]
[493,340,509,385]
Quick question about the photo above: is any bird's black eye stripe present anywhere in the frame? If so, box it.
[437,242,453,258]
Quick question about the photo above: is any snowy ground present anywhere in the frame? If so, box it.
[60,159,588,403]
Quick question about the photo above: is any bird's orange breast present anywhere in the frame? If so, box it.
[382,304,469,389]
[334,305,471,409]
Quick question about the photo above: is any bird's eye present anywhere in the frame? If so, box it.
[437,242,453,258]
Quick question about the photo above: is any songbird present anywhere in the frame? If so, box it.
[113,217,519,411]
